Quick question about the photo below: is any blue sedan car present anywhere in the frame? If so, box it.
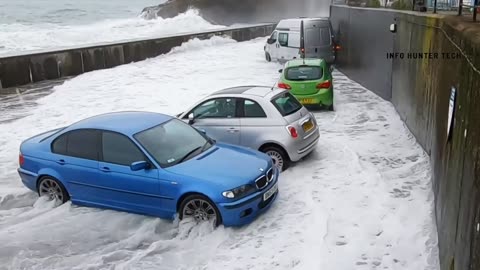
[18,111,279,226]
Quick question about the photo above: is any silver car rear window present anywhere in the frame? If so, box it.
[271,92,302,116]
[285,66,323,81]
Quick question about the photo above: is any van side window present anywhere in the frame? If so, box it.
[278,33,288,47]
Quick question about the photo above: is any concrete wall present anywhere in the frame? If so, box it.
[331,5,480,270]
[330,6,394,100]
[0,24,276,91]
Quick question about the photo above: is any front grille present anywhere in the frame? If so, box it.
[255,175,268,189]
[266,168,273,182]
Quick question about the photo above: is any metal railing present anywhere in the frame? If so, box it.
[457,0,479,21]
[337,0,479,20]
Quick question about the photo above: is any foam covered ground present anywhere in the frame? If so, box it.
[0,37,439,270]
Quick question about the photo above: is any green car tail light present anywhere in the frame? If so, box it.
[316,80,331,89]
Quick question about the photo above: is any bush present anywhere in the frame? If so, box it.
[366,0,381,7]
[390,0,413,10]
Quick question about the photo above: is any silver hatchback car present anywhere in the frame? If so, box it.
[177,86,320,171]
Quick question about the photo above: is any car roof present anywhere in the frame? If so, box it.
[211,85,285,98]
[67,111,172,136]
[286,58,324,67]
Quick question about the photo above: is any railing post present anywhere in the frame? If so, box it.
[412,0,416,10]
[458,0,463,15]
[434,0,438,13]
[474,0,478,21]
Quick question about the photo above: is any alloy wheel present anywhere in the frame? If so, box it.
[182,199,217,223]
[39,178,64,202]
[266,150,284,171]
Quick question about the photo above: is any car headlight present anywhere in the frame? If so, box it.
[222,184,255,199]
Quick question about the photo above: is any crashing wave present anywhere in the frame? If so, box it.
[141,0,331,25]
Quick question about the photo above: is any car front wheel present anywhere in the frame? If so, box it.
[179,194,221,226]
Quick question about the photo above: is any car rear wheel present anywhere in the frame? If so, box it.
[38,177,70,204]
[262,146,289,172]
[265,52,271,62]
[179,194,221,226]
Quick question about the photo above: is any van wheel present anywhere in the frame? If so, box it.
[265,52,271,62]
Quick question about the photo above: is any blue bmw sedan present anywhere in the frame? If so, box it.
[18,111,279,226]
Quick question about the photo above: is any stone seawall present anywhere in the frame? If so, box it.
[0,24,276,91]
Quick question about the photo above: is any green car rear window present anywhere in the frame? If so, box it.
[271,92,302,116]
[285,66,323,81]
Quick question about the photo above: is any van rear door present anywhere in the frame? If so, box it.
[304,20,334,63]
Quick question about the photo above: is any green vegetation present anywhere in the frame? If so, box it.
[366,0,381,7]
[390,0,413,10]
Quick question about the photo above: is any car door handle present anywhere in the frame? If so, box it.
[100,167,111,172]
[227,128,239,133]
[56,159,65,165]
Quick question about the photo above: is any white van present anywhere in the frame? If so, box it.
[264,17,337,64]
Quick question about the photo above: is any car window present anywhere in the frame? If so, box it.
[243,99,266,118]
[66,130,99,160]
[52,134,67,155]
[286,66,323,81]
[191,98,236,119]
[288,32,300,48]
[102,132,145,166]
[134,119,212,168]
[278,33,288,47]
[270,31,278,41]
[305,27,331,46]
[271,92,303,116]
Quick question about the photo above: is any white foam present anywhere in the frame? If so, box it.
[0,37,439,270]
[0,9,224,56]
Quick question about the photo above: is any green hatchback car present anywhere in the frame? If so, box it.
[277,58,334,110]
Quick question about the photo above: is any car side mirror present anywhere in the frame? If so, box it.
[130,161,150,171]
[278,69,283,73]
[267,38,276,44]
[188,113,195,125]
[390,23,397,33]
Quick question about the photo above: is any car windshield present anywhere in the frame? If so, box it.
[285,66,323,81]
[271,92,303,116]
[134,119,213,168]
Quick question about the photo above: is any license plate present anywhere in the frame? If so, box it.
[302,120,314,132]
[299,98,315,104]
[263,183,278,201]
